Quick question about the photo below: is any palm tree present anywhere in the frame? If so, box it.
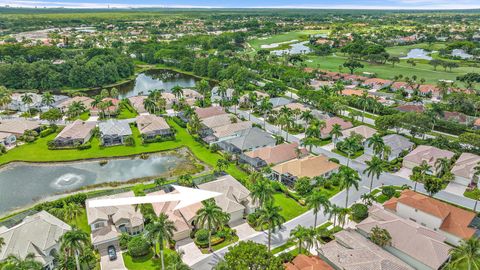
[370,226,392,247]
[474,162,480,184]
[250,179,275,208]
[290,225,309,254]
[171,85,184,99]
[364,156,384,192]
[195,200,230,252]
[337,207,351,228]
[256,202,285,251]
[366,134,385,158]
[435,157,451,178]
[21,93,33,115]
[187,114,201,135]
[145,213,176,270]
[165,251,190,270]
[327,204,342,227]
[360,193,375,206]
[67,101,86,118]
[1,253,43,270]
[247,92,258,121]
[339,167,361,207]
[277,112,292,141]
[382,145,392,161]
[300,110,314,130]
[301,137,319,152]
[258,97,273,129]
[0,86,12,110]
[60,226,89,270]
[0,236,4,253]
[329,123,343,147]
[447,237,480,270]
[110,87,119,99]
[41,91,55,108]
[417,161,432,191]
[342,136,361,167]
[306,190,331,228]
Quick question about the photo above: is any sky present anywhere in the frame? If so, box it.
[1,0,480,9]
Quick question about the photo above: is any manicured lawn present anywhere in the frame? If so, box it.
[0,119,247,182]
[123,249,177,270]
[305,54,480,85]
[199,235,239,254]
[271,241,296,254]
[385,42,446,57]
[118,103,138,119]
[68,209,91,234]
[273,193,308,221]
[332,149,364,159]
[249,30,329,51]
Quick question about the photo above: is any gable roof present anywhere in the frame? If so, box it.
[268,97,292,108]
[272,154,340,178]
[222,127,275,151]
[201,114,237,129]
[99,120,132,136]
[403,145,454,167]
[0,119,41,135]
[195,106,226,119]
[356,205,451,270]
[244,142,308,165]
[55,120,95,141]
[0,211,71,264]
[198,175,256,214]
[212,121,252,139]
[341,125,377,140]
[318,229,413,270]
[136,115,170,134]
[451,153,480,179]
[381,134,414,153]
[384,190,477,240]
[321,117,353,137]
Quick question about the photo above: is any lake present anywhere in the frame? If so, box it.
[0,150,201,215]
[272,41,312,55]
[113,69,200,98]
[401,48,433,60]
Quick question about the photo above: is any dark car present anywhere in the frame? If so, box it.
[108,246,117,261]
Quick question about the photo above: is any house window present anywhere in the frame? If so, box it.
[409,218,416,222]
[94,223,103,229]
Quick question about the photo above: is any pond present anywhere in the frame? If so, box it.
[0,149,202,215]
[272,41,312,55]
[401,48,432,60]
[113,69,200,98]
[451,49,473,59]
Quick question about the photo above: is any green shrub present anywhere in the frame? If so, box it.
[127,236,151,258]
[195,229,210,243]
[382,186,396,199]
[278,252,294,263]
[350,203,368,222]
[247,212,259,226]
[124,136,135,146]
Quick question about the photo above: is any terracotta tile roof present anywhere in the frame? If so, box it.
[340,89,364,96]
[321,117,353,137]
[56,96,94,110]
[395,104,425,113]
[475,118,480,127]
[341,125,377,140]
[443,111,468,123]
[244,142,308,165]
[195,106,226,119]
[284,254,333,270]
[418,84,440,95]
[391,82,411,90]
[363,78,393,86]
[272,154,340,178]
[384,190,477,240]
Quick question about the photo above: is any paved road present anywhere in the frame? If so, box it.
[192,108,478,270]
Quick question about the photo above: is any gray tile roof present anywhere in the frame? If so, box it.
[99,120,132,137]
[382,134,414,153]
[224,127,276,151]
[266,97,292,108]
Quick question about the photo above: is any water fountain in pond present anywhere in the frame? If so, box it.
[50,173,85,190]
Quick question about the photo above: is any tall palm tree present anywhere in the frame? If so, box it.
[339,167,361,207]
[250,179,275,208]
[0,86,12,110]
[41,91,55,108]
[145,213,176,270]
[60,227,89,270]
[258,97,273,129]
[327,204,342,227]
[364,156,384,192]
[366,134,385,158]
[337,207,351,228]
[447,237,480,270]
[21,93,33,115]
[67,101,86,118]
[171,85,184,99]
[290,225,311,254]
[300,110,314,130]
[306,190,331,228]
[277,112,292,141]
[329,123,343,147]
[342,136,361,167]
[435,157,451,178]
[195,200,230,252]
[1,253,43,270]
[256,202,285,251]
[416,161,432,191]
[143,97,157,115]
[474,162,480,184]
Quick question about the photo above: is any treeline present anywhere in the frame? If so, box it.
[0,48,134,90]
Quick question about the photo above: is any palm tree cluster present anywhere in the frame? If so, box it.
[0,86,12,110]
[143,89,167,115]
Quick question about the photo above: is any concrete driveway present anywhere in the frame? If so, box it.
[231,220,259,240]
[445,182,467,196]
[394,167,413,179]
[176,238,207,266]
[100,251,127,270]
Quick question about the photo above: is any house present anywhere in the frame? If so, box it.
[317,229,413,270]
[239,91,268,103]
[86,191,144,251]
[201,114,237,130]
[443,111,468,125]
[98,120,132,146]
[216,127,276,154]
[8,93,68,112]
[211,86,234,103]
[284,254,333,270]
[402,145,455,174]
[195,106,226,120]
[451,153,480,186]
[267,97,292,108]
[362,78,393,90]
[395,104,425,113]
[160,92,177,109]
[55,96,95,112]
[384,190,479,245]
[208,121,252,143]
[391,82,412,92]
[136,115,172,139]
[0,132,16,146]
[148,190,202,241]
[0,211,71,270]
[0,119,41,136]
[340,89,365,97]
[182,88,203,105]
[340,125,377,142]
[356,205,451,270]
[91,98,120,116]
[474,118,480,130]
[274,102,309,112]
[240,142,308,169]
[418,85,440,98]
[365,134,414,161]
[309,79,333,90]
[320,117,353,139]
[198,175,258,225]
[271,155,340,186]
[128,96,147,114]
[53,120,96,147]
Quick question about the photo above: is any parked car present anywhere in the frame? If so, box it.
[108,246,117,261]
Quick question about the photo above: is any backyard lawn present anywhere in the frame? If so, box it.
[123,249,178,270]
[68,209,91,234]
[273,193,308,221]
[0,120,248,181]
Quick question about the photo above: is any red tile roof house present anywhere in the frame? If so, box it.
[90,98,120,116]
[402,145,455,175]
[384,189,479,246]
[239,142,308,169]
[474,118,480,130]
[362,78,393,90]
[320,117,353,139]
[284,254,333,270]
[390,81,412,92]
[443,111,468,125]
[418,84,441,98]
[395,104,425,113]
